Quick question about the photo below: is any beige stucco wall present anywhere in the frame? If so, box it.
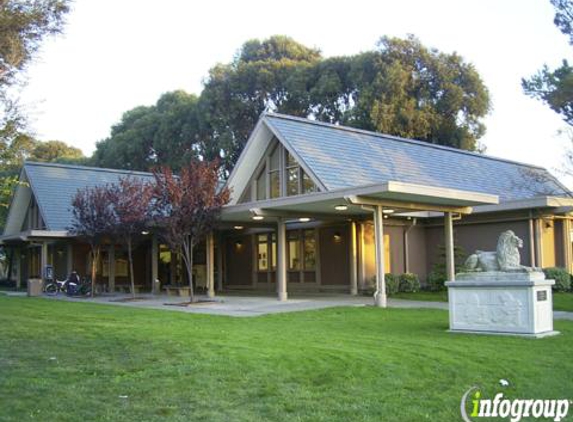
[541,219,556,268]
[424,219,532,278]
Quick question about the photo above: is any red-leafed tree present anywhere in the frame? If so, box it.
[107,177,152,298]
[69,185,115,297]
[151,160,230,303]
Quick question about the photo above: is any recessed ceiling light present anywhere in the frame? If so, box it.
[382,209,394,214]
[298,217,310,222]
[234,225,244,230]
[334,205,348,211]
[252,215,264,221]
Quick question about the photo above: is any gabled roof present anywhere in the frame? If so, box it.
[262,113,570,202]
[3,162,155,234]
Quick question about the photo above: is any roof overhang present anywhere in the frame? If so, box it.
[0,230,71,244]
[220,181,499,223]
[472,196,573,214]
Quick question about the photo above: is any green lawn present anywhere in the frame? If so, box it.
[392,290,449,302]
[0,296,572,422]
[392,290,573,312]
[554,292,573,312]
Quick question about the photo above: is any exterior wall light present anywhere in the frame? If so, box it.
[334,205,348,211]
[333,231,342,243]
[252,215,264,221]
[141,231,150,235]
[235,240,243,249]
[298,217,311,222]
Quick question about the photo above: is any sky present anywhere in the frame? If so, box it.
[19,0,573,185]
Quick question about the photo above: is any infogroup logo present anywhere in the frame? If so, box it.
[461,386,571,422]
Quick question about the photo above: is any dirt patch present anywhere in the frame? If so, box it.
[164,300,220,307]
[109,297,149,303]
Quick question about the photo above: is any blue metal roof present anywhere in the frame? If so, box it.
[24,162,155,231]
[264,113,570,201]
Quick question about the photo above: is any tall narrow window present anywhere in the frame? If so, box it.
[303,230,316,270]
[270,233,277,271]
[302,171,316,194]
[256,169,266,201]
[269,146,280,198]
[285,150,300,196]
[288,231,301,270]
[257,234,269,271]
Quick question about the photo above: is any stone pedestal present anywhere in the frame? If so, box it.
[445,272,558,338]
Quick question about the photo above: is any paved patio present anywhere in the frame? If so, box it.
[3,290,573,319]
[3,290,447,317]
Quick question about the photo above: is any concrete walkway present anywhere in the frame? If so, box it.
[3,290,448,316]
[4,290,573,319]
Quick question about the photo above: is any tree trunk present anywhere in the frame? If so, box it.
[7,247,14,287]
[181,238,195,303]
[91,246,99,298]
[127,237,135,298]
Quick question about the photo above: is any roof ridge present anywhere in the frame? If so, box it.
[24,161,155,177]
[264,112,548,171]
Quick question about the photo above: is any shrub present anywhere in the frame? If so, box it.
[542,267,571,292]
[427,270,447,291]
[385,274,399,295]
[399,273,420,293]
[365,274,399,296]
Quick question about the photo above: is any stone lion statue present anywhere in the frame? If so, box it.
[464,230,536,273]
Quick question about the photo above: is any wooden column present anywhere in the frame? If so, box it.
[16,248,22,290]
[66,243,73,276]
[108,245,115,293]
[206,232,215,298]
[563,219,572,272]
[535,219,544,268]
[41,241,48,283]
[277,218,287,301]
[349,221,358,295]
[151,235,158,294]
[358,223,367,290]
[216,234,224,292]
[444,212,455,282]
[373,205,387,308]
[529,218,537,267]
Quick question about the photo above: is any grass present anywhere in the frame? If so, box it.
[392,290,573,312]
[554,292,573,312]
[0,297,572,422]
[392,290,449,302]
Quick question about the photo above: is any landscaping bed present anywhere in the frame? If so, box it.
[0,296,571,422]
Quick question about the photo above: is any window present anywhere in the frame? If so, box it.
[269,146,280,199]
[302,171,316,194]
[257,234,269,271]
[286,229,317,283]
[256,169,266,201]
[287,167,299,196]
[245,141,319,201]
[270,171,280,199]
[257,233,276,272]
[288,231,301,270]
[303,230,316,270]
[285,150,299,197]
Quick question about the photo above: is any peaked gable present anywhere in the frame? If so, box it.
[226,118,325,205]
[263,113,570,202]
[4,162,156,233]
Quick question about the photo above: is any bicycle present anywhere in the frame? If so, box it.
[67,276,92,297]
[44,278,68,295]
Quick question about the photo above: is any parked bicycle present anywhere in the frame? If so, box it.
[66,276,92,297]
[44,278,68,295]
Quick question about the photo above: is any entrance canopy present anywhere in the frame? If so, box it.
[220,180,499,223]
